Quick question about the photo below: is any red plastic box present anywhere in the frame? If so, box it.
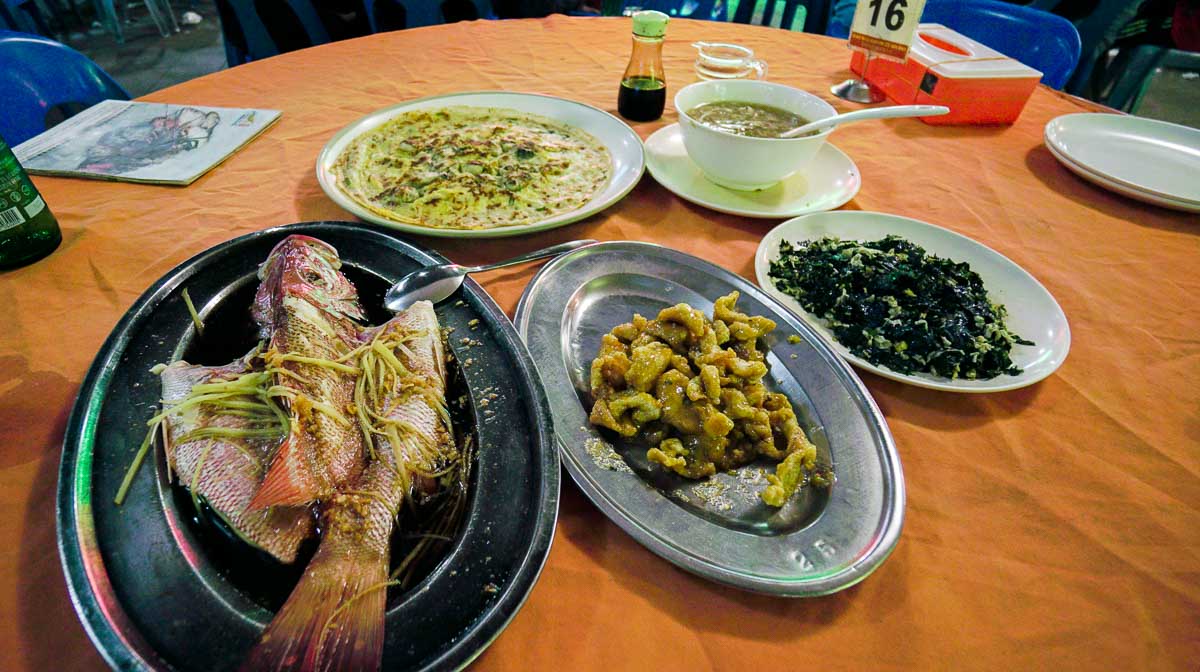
[850,24,1043,125]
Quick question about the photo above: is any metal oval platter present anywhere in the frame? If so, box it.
[57,222,559,671]
[514,242,904,596]
[316,91,645,238]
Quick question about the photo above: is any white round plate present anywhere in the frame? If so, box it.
[1045,141,1200,213]
[644,123,861,219]
[754,212,1071,393]
[316,91,646,238]
[1044,113,1200,206]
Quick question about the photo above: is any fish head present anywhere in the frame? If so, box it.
[253,235,366,335]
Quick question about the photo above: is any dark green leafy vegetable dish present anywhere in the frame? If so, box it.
[768,235,1033,380]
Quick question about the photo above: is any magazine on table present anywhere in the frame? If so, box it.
[13,100,281,185]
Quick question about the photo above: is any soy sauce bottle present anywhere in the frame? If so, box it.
[618,10,669,122]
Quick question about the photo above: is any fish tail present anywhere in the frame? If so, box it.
[241,541,388,672]
[247,433,317,509]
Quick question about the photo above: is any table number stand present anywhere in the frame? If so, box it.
[831,51,885,103]
[833,0,926,103]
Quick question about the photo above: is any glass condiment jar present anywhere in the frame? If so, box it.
[692,41,768,81]
[0,135,61,269]
[618,10,669,122]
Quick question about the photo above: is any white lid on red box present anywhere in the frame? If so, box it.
[912,24,1042,80]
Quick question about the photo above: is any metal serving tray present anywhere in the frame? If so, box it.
[514,241,903,596]
[57,222,559,670]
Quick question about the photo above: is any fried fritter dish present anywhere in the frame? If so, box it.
[588,292,829,507]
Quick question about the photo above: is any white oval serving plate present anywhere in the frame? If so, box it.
[755,211,1071,393]
[1044,113,1200,207]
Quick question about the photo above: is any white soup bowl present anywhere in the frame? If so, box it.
[675,80,837,191]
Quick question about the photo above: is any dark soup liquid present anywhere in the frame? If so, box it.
[687,101,809,138]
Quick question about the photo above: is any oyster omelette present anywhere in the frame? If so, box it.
[333,106,611,230]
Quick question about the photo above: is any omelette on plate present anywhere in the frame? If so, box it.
[333,106,611,230]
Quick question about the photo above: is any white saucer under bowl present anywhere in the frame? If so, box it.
[644,123,861,219]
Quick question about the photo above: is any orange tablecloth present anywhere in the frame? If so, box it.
[3,16,1198,671]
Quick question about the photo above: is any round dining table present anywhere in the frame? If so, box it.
[3,15,1197,672]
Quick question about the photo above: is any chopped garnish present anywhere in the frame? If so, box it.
[768,236,1032,380]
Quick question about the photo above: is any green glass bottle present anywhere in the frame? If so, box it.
[0,135,61,269]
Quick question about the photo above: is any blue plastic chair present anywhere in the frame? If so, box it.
[2,0,50,35]
[829,0,1080,89]
[1100,45,1200,118]
[1029,0,1144,97]
[213,0,330,65]
[638,0,720,21]
[469,0,494,20]
[730,0,828,33]
[594,0,720,21]
[919,1,1080,89]
[0,30,130,145]
[363,0,441,31]
[362,0,496,33]
[826,0,853,36]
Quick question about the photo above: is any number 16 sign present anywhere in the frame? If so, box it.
[848,0,927,61]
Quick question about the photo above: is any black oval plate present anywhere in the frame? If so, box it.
[56,222,559,671]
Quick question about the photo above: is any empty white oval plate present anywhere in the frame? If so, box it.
[1044,141,1200,213]
[317,91,645,238]
[1044,113,1200,205]
[755,212,1071,393]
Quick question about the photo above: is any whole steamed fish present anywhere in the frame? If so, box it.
[249,236,368,510]
[158,351,315,563]
[242,300,458,672]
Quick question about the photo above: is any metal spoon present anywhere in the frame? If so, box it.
[780,104,950,138]
[384,239,597,312]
